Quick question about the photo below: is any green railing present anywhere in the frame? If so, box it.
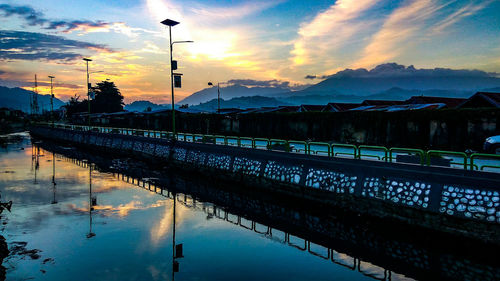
[331,144,357,159]
[45,123,500,172]
[308,142,330,156]
[427,150,468,170]
[389,148,426,165]
[358,145,388,161]
[470,153,500,171]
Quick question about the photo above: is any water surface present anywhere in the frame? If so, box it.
[0,134,412,280]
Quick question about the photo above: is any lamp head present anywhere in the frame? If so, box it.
[83,58,92,62]
[48,76,55,79]
[208,82,213,86]
[161,19,180,27]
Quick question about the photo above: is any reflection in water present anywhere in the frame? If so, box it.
[0,136,498,281]
[51,152,57,204]
[87,162,96,239]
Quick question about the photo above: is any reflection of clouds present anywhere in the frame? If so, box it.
[150,201,190,247]
[66,199,170,218]
[150,204,173,247]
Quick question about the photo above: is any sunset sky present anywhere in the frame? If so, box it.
[1,0,499,103]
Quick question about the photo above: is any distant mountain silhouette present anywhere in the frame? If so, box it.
[124,100,165,112]
[300,63,500,96]
[0,86,65,112]
[186,87,482,110]
[279,88,475,105]
[181,63,500,106]
[190,96,290,111]
[179,84,291,105]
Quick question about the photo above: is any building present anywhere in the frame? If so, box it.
[405,96,466,109]
[298,105,325,112]
[322,103,361,112]
[361,100,406,106]
[458,92,500,108]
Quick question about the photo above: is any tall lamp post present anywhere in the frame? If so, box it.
[208,82,222,113]
[83,58,92,128]
[160,18,193,136]
[48,75,55,126]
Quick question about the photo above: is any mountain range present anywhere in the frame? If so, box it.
[0,86,65,112]
[179,63,500,107]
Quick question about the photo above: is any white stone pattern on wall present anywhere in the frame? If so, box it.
[186,150,206,165]
[439,185,499,222]
[173,148,187,161]
[142,142,156,156]
[133,141,143,152]
[233,157,262,176]
[73,133,83,143]
[111,138,122,149]
[264,161,301,184]
[95,136,105,146]
[104,137,113,148]
[305,168,356,194]
[88,135,97,145]
[155,145,170,158]
[362,178,431,208]
[206,154,231,170]
[121,140,134,150]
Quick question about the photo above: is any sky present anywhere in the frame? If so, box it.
[0,0,499,104]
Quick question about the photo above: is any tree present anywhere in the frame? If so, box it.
[65,94,87,117]
[64,80,124,118]
[92,81,124,113]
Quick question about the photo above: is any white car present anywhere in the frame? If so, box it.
[484,135,500,154]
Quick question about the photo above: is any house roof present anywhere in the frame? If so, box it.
[350,103,447,112]
[361,100,407,106]
[405,96,466,108]
[322,103,362,112]
[298,104,325,112]
[466,92,500,108]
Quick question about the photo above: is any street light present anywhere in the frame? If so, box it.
[48,75,55,126]
[83,58,92,128]
[160,18,193,136]
[208,82,222,113]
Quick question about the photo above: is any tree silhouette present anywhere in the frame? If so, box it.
[64,80,124,117]
[92,81,124,113]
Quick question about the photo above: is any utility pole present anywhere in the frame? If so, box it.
[33,75,39,115]
[48,76,55,126]
[160,19,193,136]
[83,58,92,128]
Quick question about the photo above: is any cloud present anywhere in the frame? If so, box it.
[189,1,283,22]
[326,63,497,78]
[226,79,309,90]
[432,1,491,34]
[304,75,317,80]
[0,78,81,89]
[0,4,153,36]
[0,30,113,61]
[353,0,480,68]
[291,0,379,66]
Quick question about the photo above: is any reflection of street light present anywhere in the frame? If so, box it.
[51,152,57,204]
[160,18,193,136]
[87,162,96,238]
[172,192,183,280]
[48,76,55,126]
